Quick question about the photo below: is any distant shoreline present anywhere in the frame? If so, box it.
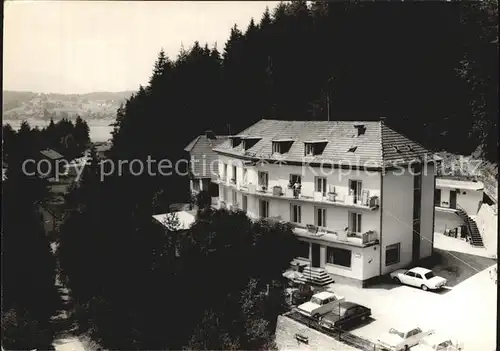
[4,119,114,142]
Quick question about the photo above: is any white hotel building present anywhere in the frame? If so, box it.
[199,119,437,287]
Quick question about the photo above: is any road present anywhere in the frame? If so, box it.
[327,263,496,350]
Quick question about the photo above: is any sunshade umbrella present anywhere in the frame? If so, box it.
[283,270,303,281]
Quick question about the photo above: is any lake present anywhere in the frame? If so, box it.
[4,119,114,142]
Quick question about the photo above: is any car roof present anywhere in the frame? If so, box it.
[339,301,364,309]
[313,291,336,300]
[409,267,432,274]
[391,323,422,332]
[423,333,452,344]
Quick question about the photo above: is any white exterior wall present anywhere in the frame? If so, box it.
[476,204,498,257]
[437,186,483,216]
[420,162,435,259]
[434,211,464,234]
[217,155,382,202]
[381,168,414,275]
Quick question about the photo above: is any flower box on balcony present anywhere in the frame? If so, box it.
[362,230,377,243]
[327,193,337,202]
[369,196,379,209]
[306,224,318,234]
[258,185,268,193]
[273,185,283,196]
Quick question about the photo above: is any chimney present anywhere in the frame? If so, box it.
[205,130,216,140]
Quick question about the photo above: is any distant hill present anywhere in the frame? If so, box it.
[2,90,134,121]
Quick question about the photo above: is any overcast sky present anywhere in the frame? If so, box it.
[3,1,277,94]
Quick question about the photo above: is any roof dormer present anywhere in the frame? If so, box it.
[354,124,366,136]
[229,136,242,148]
[304,140,328,156]
[242,136,262,151]
[272,139,294,154]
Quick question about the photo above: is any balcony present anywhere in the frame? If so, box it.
[292,224,379,247]
[235,183,379,211]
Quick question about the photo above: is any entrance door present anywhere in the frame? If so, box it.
[449,190,457,209]
[311,244,321,268]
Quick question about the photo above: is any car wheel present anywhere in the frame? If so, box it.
[393,277,400,284]
[313,313,320,319]
[360,315,366,321]
[421,285,428,291]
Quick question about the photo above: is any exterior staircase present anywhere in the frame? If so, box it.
[456,208,484,247]
[295,266,334,286]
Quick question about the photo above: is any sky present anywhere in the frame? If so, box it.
[3,1,278,94]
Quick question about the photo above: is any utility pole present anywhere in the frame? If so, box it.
[326,77,334,122]
[327,93,330,122]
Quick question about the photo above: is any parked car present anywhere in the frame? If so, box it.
[413,333,463,350]
[390,267,447,291]
[297,290,345,319]
[318,301,371,330]
[377,325,434,351]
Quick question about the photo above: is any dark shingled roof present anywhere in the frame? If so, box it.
[213,119,434,168]
[40,149,64,160]
[184,135,230,179]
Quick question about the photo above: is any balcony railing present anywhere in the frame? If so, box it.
[292,223,379,247]
[237,184,379,211]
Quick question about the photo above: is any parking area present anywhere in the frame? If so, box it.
[323,251,497,350]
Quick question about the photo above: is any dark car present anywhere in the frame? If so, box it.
[292,284,314,305]
[318,301,371,330]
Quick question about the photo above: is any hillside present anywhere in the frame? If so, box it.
[2,90,134,121]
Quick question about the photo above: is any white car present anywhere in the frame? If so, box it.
[413,333,463,350]
[390,267,447,291]
[297,290,345,319]
[377,325,433,351]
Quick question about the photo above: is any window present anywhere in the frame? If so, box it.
[232,190,238,206]
[259,199,269,217]
[434,189,441,206]
[305,143,315,156]
[258,171,268,188]
[348,212,362,233]
[405,271,416,277]
[231,137,242,148]
[349,179,362,204]
[290,204,302,223]
[424,272,434,280]
[315,207,326,227]
[223,163,228,179]
[242,195,247,212]
[201,178,209,191]
[272,141,281,154]
[297,241,309,259]
[193,180,200,192]
[242,168,248,185]
[326,247,352,267]
[231,166,237,183]
[290,174,301,186]
[315,177,327,195]
[385,243,400,266]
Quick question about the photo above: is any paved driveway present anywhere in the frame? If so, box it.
[327,263,497,350]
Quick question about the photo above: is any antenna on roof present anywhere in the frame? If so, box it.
[227,124,231,136]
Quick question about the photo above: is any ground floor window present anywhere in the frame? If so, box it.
[232,190,238,206]
[326,247,352,268]
[192,179,201,192]
[297,241,309,259]
[385,243,400,266]
[242,195,247,212]
[259,200,269,218]
[290,204,302,223]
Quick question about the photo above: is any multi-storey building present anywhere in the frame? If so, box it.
[212,119,438,287]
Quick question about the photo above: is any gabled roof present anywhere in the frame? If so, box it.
[40,149,64,160]
[213,119,434,168]
[184,134,230,178]
[152,210,196,230]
